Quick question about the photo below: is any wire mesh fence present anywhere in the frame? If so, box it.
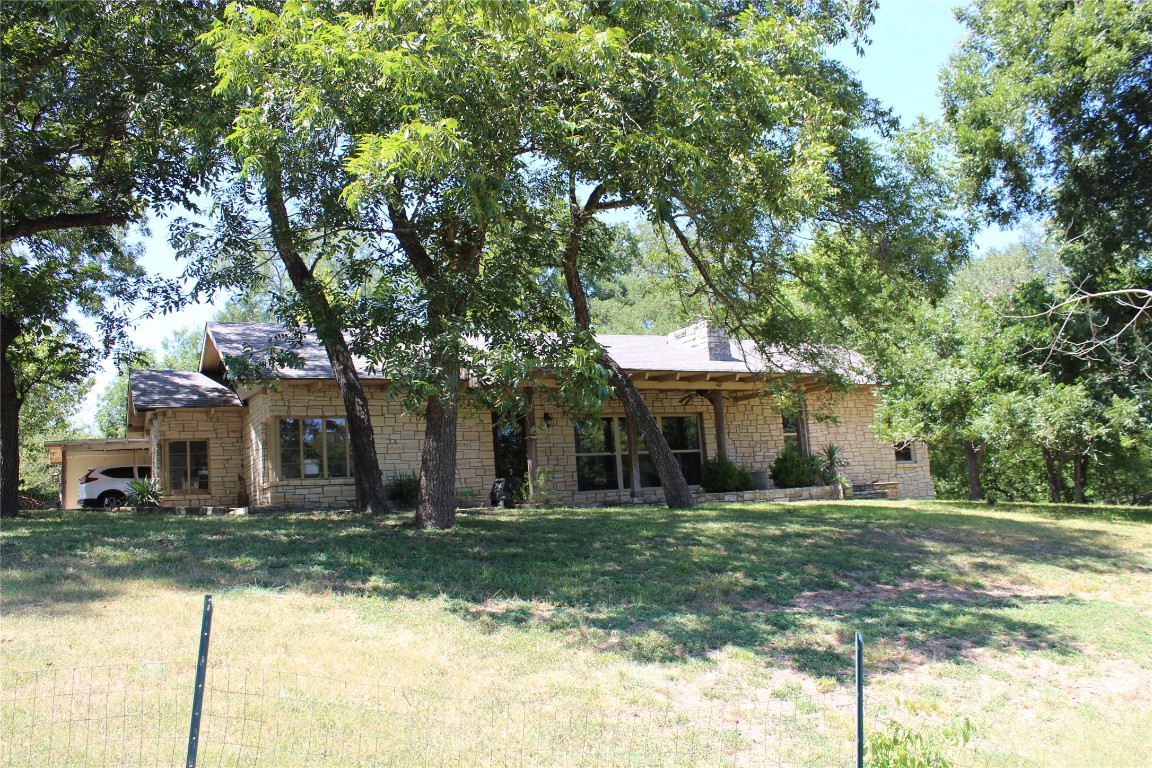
[3,663,192,767]
[3,661,859,767]
[1,597,1040,767]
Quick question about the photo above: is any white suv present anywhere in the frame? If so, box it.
[78,465,152,509]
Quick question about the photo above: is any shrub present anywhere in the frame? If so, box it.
[701,454,754,493]
[769,446,820,488]
[124,478,163,507]
[867,717,973,768]
[815,443,848,486]
[384,472,419,507]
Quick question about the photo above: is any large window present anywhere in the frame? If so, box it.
[574,416,702,492]
[278,418,349,480]
[168,440,208,491]
[574,418,629,491]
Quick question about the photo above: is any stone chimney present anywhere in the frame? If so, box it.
[668,319,733,361]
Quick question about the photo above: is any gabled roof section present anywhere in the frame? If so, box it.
[204,322,387,380]
[130,370,244,411]
[197,320,865,382]
[599,335,755,373]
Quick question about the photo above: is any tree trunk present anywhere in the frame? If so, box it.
[0,313,23,517]
[263,156,388,514]
[1042,447,1062,503]
[562,188,694,509]
[1073,454,1087,504]
[601,353,696,508]
[418,386,458,529]
[962,439,983,501]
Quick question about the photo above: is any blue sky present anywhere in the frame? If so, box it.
[80,0,1008,421]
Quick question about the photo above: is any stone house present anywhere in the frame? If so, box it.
[119,320,932,510]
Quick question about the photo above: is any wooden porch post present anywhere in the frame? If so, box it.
[524,387,537,500]
[709,390,728,458]
[59,450,67,510]
[625,414,641,497]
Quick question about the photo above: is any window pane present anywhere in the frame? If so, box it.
[782,415,797,435]
[895,444,914,463]
[677,452,702,485]
[491,414,527,478]
[302,418,323,478]
[662,416,699,450]
[168,442,187,490]
[574,418,613,455]
[189,441,209,490]
[576,455,617,491]
[617,419,631,456]
[279,419,301,479]
[637,454,661,488]
[326,419,348,478]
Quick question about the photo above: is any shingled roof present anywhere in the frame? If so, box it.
[198,320,864,383]
[204,323,387,380]
[130,370,244,411]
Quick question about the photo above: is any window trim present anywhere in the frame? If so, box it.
[574,414,703,492]
[166,439,209,493]
[573,417,626,492]
[275,416,352,481]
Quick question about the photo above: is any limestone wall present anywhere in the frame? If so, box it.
[534,384,934,503]
[148,408,245,507]
[149,378,933,508]
[241,382,494,509]
[804,387,934,499]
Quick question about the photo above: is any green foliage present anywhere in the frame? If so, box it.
[814,444,848,486]
[384,473,419,508]
[866,718,974,768]
[587,225,700,335]
[123,478,163,508]
[18,375,93,503]
[522,468,563,507]
[700,454,754,494]
[875,241,1152,504]
[770,446,820,489]
[2,0,221,511]
[942,0,1152,371]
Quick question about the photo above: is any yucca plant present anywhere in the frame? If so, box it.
[123,478,163,507]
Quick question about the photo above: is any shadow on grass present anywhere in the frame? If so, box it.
[3,502,1148,676]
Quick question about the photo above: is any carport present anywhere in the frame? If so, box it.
[44,438,151,509]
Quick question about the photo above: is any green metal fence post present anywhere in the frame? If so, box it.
[186,594,213,768]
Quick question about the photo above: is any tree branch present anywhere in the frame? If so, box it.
[1,210,131,244]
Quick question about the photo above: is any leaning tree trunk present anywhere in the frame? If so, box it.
[561,191,694,509]
[264,156,388,514]
[0,313,23,517]
[962,439,983,501]
[601,354,695,508]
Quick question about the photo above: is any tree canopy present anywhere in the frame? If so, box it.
[942,0,1152,368]
[199,0,971,523]
[0,0,220,514]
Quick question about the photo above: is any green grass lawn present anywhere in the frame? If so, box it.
[3,500,1150,766]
